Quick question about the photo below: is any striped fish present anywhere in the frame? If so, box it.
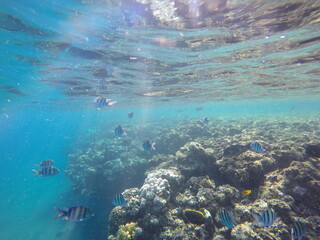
[291,221,307,240]
[114,125,126,136]
[54,206,94,222]
[33,166,60,177]
[250,142,265,153]
[143,140,156,151]
[218,208,237,229]
[36,159,54,168]
[93,96,117,108]
[112,193,126,207]
[254,208,277,227]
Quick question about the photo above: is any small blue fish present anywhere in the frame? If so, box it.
[33,166,60,177]
[218,208,237,229]
[254,208,277,227]
[291,221,307,240]
[250,142,265,153]
[114,125,126,136]
[128,112,134,119]
[93,96,117,108]
[200,117,209,124]
[54,206,94,222]
[143,140,156,151]
[112,193,126,207]
[36,159,54,168]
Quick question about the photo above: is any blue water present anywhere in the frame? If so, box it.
[1,0,320,239]
[1,101,319,240]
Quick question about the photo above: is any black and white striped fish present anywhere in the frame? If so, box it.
[36,159,54,168]
[250,141,266,153]
[254,208,277,227]
[112,193,127,207]
[93,96,117,108]
[143,140,156,151]
[114,125,126,136]
[218,208,237,229]
[291,221,307,240]
[54,206,94,222]
[32,166,60,177]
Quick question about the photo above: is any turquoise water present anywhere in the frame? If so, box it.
[1,0,320,240]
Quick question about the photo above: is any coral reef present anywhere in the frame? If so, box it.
[108,222,138,240]
[66,135,148,196]
[67,116,320,239]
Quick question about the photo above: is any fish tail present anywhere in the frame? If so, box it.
[252,213,261,226]
[229,211,237,226]
[32,169,39,175]
[151,142,156,151]
[54,208,66,219]
[108,101,117,106]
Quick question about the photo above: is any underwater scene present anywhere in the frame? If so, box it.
[1,0,320,239]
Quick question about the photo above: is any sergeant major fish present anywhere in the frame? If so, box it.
[254,208,277,227]
[33,166,60,177]
[250,141,266,153]
[54,206,94,222]
[114,125,126,136]
[93,96,117,108]
[36,159,54,168]
[112,193,126,207]
[218,208,237,229]
[291,221,307,240]
[143,140,156,151]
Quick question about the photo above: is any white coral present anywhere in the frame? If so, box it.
[140,169,182,202]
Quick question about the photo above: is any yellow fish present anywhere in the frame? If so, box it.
[242,190,252,196]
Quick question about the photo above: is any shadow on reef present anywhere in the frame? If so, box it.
[66,117,320,239]
[66,135,148,198]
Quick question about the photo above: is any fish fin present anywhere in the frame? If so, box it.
[32,169,39,175]
[245,143,252,150]
[252,213,261,227]
[108,101,117,106]
[274,216,280,225]
[35,164,40,167]
[151,142,156,151]
[54,208,66,219]
[230,211,237,226]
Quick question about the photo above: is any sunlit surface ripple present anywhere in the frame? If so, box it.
[1,0,320,108]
